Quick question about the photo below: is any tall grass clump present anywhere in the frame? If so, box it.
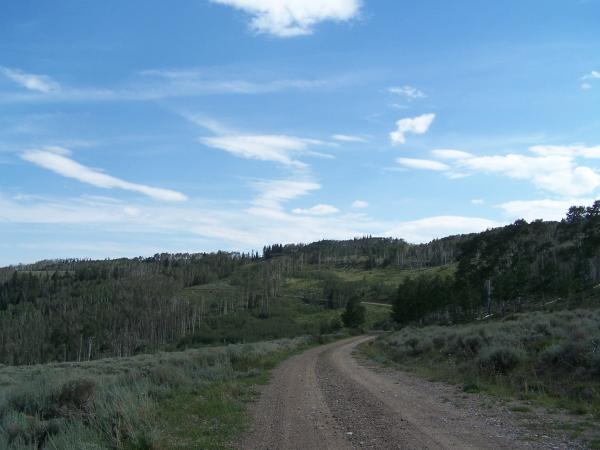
[369,308,600,416]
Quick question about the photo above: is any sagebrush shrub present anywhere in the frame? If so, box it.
[478,345,525,374]
[58,379,96,412]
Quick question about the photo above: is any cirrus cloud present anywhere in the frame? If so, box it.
[292,204,340,216]
[0,66,60,93]
[387,85,425,99]
[332,134,367,143]
[21,148,187,202]
[396,157,449,171]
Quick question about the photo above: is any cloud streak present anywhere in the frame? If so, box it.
[396,157,449,171]
[396,144,600,197]
[387,85,425,99]
[0,66,60,93]
[0,191,502,263]
[200,134,333,168]
[332,134,367,143]
[0,68,353,104]
[21,148,187,202]
[194,116,334,168]
[292,204,339,216]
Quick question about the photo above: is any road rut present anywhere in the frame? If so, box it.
[239,336,577,449]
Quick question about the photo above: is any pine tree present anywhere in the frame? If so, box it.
[341,297,366,328]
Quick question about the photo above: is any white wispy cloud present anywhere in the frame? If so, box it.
[292,204,340,216]
[0,190,502,263]
[332,134,367,143]
[402,144,600,197]
[352,200,368,208]
[459,154,600,196]
[387,85,425,99]
[390,113,435,145]
[431,149,473,160]
[0,69,351,104]
[471,199,484,205]
[0,67,60,93]
[529,144,600,158]
[250,178,321,209]
[200,134,330,167]
[389,103,409,110]
[138,69,332,95]
[396,157,449,171]
[193,115,334,168]
[498,198,593,222]
[21,147,187,202]
[209,0,362,37]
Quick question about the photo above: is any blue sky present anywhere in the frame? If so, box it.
[1,0,599,265]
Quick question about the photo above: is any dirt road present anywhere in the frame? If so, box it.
[240,336,579,450]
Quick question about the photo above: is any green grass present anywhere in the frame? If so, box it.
[363,303,394,329]
[154,348,286,449]
[330,264,456,285]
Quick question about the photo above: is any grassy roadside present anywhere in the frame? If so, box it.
[0,334,344,449]
[359,308,600,447]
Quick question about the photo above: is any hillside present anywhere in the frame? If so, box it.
[1,202,600,366]
[0,236,461,366]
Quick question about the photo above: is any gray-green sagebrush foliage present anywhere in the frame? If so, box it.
[0,337,313,449]
[373,308,600,414]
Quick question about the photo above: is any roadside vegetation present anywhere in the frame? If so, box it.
[362,308,600,445]
[0,335,341,449]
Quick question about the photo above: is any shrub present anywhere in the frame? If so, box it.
[89,380,156,448]
[46,421,104,450]
[58,379,96,413]
[432,335,446,350]
[540,341,591,372]
[148,365,189,387]
[478,345,525,374]
[329,317,343,331]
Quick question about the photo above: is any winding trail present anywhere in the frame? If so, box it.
[239,336,576,450]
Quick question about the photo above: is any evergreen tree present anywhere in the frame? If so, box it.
[341,297,366,328]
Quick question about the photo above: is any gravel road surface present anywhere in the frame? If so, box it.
[239,336,581,450]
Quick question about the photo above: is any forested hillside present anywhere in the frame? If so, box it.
[393,202,600,325]
[2,202,599,366]
[0,235,462,365]
[0,252,283,364]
